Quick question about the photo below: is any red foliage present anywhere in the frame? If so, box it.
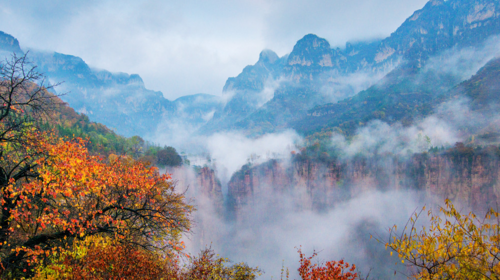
[297,248,357,280]
[43,239,179,280]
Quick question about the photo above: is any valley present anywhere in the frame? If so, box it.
[1,0,500,278]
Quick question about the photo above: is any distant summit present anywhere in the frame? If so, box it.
[258,49,279,64]
[0,31,22,54]
[283,34,346,82]
[287,34,333,67]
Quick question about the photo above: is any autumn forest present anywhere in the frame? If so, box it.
[3,0,500,279]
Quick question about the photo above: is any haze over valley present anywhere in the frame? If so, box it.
[2,0,500,278]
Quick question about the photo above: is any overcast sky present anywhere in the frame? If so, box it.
[0,0,428,100]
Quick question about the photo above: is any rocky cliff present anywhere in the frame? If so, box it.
[196,166,224,208]
[171,165,224,249]
[170,166,223,209]
[227,145,500,215]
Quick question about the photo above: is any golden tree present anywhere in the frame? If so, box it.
[387,199,500,279]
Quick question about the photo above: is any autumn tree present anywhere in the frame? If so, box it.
[32,235,180,279]
[0,53,63,275]
[0,54,193,278]
[0,52,59,194]
[294,248,358,280]
[1,137,192,276]
[182,247,262,280]
[33,241,264,280]
[0,52,59,139]
[386,199,500,279]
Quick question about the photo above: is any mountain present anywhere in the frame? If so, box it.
[198,49,287,135]
[282,34,347,81]
[199,35,356,136]
[0,31,22,54]
[201,0,500,137]
[27,51,174,137]
[3,0,499,140]
[0,31,222,138]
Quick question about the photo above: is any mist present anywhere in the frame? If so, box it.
[171,142,440,279]
[329,97,486,159]
[205,130,299,185]
[156,29,500,280]
[165,126,439,278]
[421,35,500,83]
[319,68,395,104]
[171,98,485,278]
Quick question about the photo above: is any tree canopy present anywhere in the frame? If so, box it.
[387,200,500,279]
[0,54,194,278]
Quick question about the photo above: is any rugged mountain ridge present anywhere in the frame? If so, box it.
[0,31,21,54]
[2,0,499,140]
[28,51,174,137]
[0,32,222,138]
[199,49,287,135]
[200,0,500,137]
[297,53,500,138]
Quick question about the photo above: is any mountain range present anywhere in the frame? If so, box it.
[0,32,222,138]
[203,0,500,138]
[0,0,499,144]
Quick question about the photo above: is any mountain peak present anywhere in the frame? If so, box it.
[294,34,331,51]
[0,31,22,54]
[285,34,337,71]
[258,49,279,64]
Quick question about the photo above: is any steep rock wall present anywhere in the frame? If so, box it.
[227,148,500,215]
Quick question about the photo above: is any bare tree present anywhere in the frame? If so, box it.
[0,52,61,143]
[0,53,62,272]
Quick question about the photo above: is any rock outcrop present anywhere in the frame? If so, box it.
[227,146,500,215]
[196,166,224,208]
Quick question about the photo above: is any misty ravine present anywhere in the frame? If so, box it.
[3,0,500,278]
[174,110,500,279]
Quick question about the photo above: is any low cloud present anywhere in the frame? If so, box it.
[205,130,300,184]
[319,69,393,104]
[255,77,287,107]
[181,184,429,279]
[329,97,486,158]
[420,35,500,84]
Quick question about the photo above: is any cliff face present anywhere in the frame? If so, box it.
[169,166,224,248]
[227,148,500,215]
[196,166,224,207]
[168,166,223,209]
